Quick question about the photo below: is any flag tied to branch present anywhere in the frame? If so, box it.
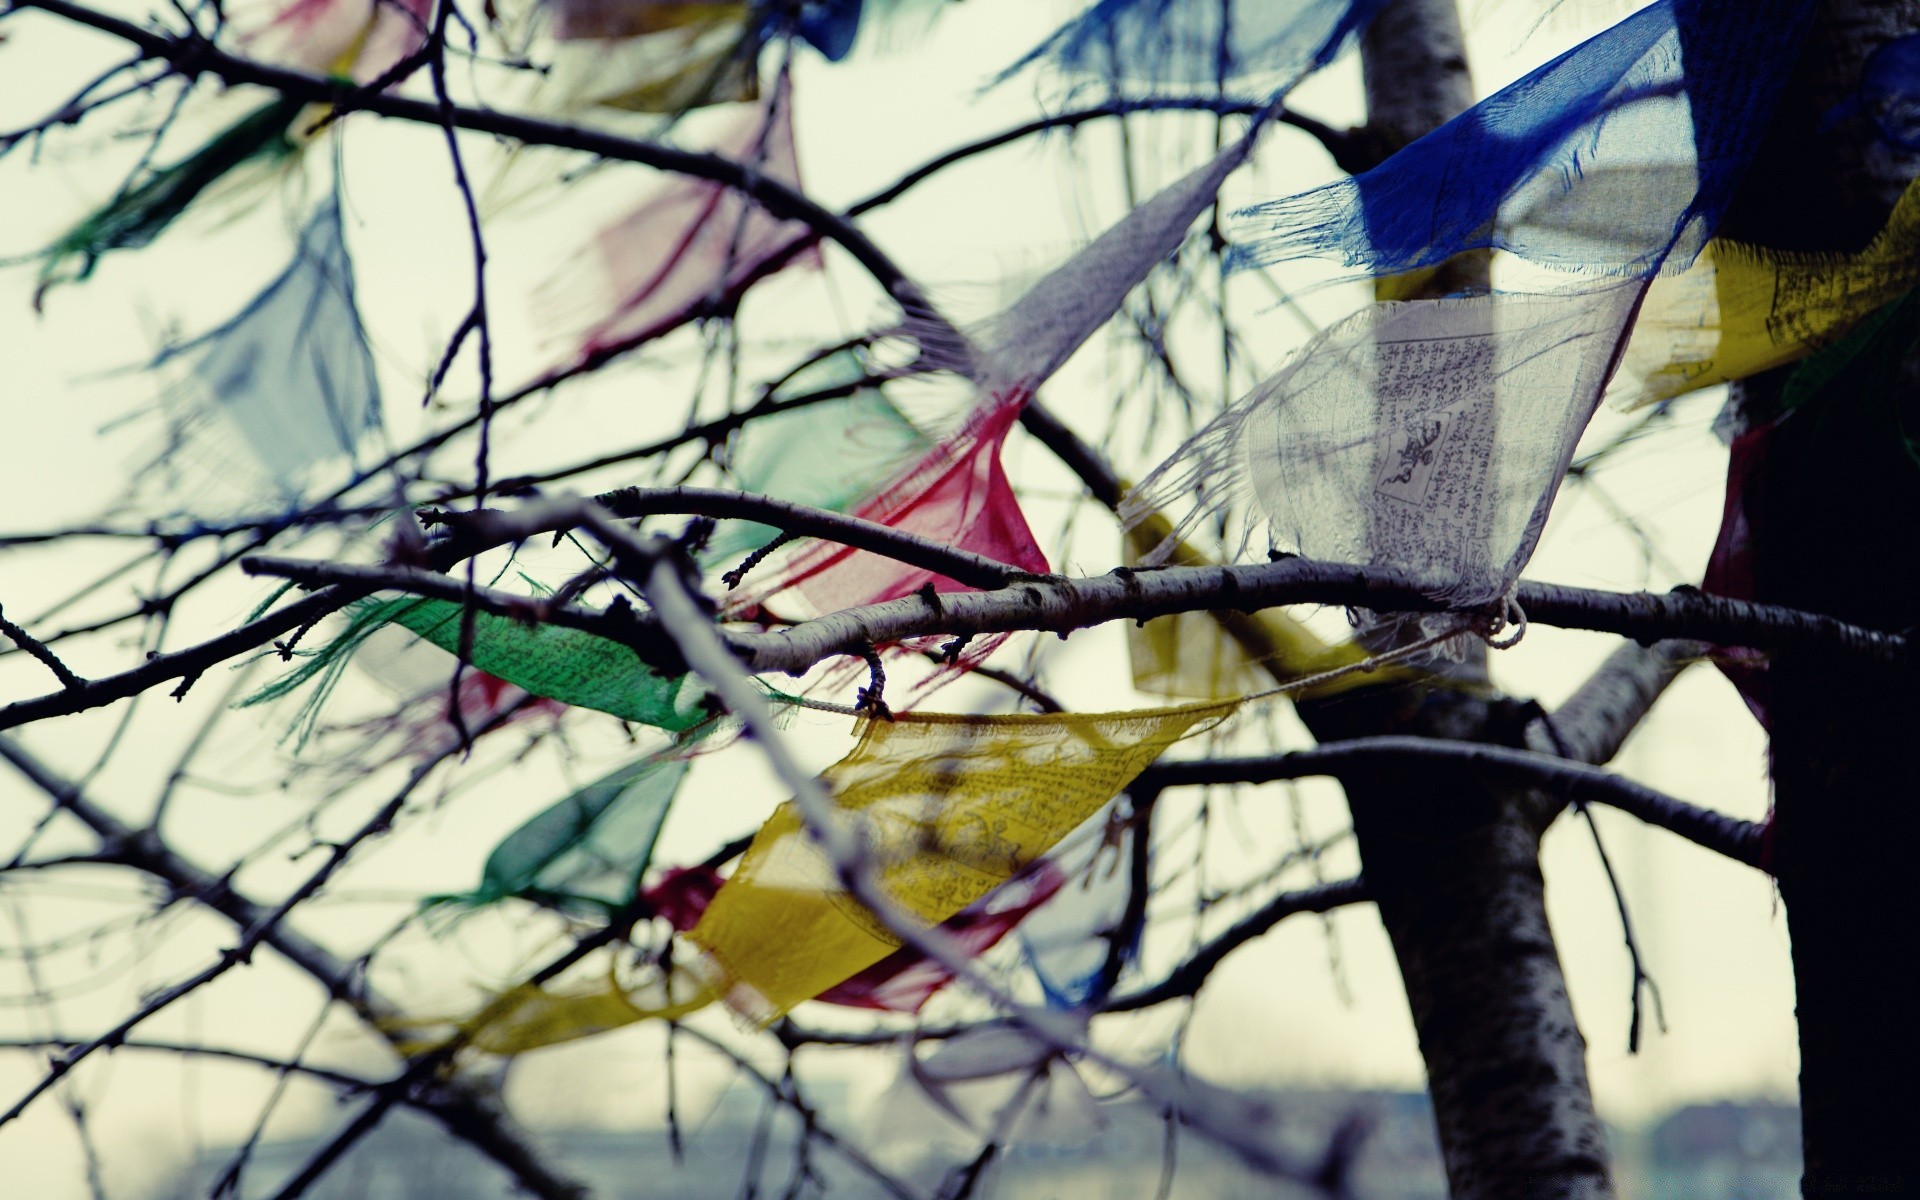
[634,857,1071,1012]
[427,745,701,915]
[1132,0,1816,613]
[151,199,381,496]
[248,596,730,748]
[541,1,762,111]
[997,0,1390,90]
[450,702,1233,1052]
[537,83,818,358]
[727,138,1253,692]
[1615,177,1920,408]
[241,0,436,81]
[705,353,933,564]
[1229,0,1817,279]
[1126,286,1644,610]
[24,0,430,301]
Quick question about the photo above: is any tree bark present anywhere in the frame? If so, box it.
[1715,3,1920,1193]
[1290,3,1616,1196]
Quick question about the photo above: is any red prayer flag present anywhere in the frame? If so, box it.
[538,81,820,360]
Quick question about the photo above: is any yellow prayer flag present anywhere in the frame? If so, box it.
[440,703,1232,1053]
[687,702,1236,1022]
[1618,177,1920,407]
[1123,516,1414,702]
[457,968,713,1055]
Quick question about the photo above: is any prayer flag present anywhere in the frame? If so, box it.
[247,596,720,742]
[1614,179,1920,408]
[1018,802,1132,1008]
[382,599,717,731]
[428,748,698,914]
[638,856,1071,1012]
[703,351,931,564]
[537,84,817,358]
[689,702,1234,1021]
[998,0,1388,90]
[731,139,1252,651]
[27,99,305,303]
[242,0,436,81]
[968,140,1249,395]
[1125,285,1644,610]
[1229,0,1817,280]
[451,703,1233,1050]
[542,4,762,111]
[153,199,381,493]
[547,0,743,41]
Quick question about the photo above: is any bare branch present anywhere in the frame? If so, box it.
[0,736,593,1200]
[1105,877,1370,1012]
[1141,738,1765,868]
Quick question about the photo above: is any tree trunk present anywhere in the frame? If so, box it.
[1289,3,1616,1196]
[1715,3,1920,1192]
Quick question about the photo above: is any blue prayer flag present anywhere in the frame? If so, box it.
[997,0,1390,91]
[1230,0,1818,279]
[155,198,380,494]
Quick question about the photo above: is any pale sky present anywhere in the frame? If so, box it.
[0,2,1795,1197]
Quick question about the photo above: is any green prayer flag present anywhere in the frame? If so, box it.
[386,599,714,732]
[705,352,930,562]
[246,595,715,745]
[444,749,693,913]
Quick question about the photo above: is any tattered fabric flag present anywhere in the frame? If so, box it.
[23,0,433,303]
[23,98,305,304]
[736,394,1049,614]
[383,599,719,730]
[151,198,381,492]
[703,351,931,564]
[731,139,1252,629]
[449,702,1233,1051]
[817,861,1066,1012]
[640,856,1070,1012]
[537,83,816,358]
[1017,802,1132,1008]
[349,622,565,760]
[1121,514,1411,701]
[996,0,1390,90]
[541,3,762,112]
[1229,0,1816,280]
[1613,177,1920,409]
[240,0,436,82]
[966,138,1251,395]
[689,702,1234,1022]
[426,744,702,915]
[247,596,720,745]
[1820,32,1920,152]
[1125,284,1644,610]
[546,0,744,41]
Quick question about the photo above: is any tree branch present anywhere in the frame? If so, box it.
[1141,738,1765,868]
[0,736,593,1200]
[12,0,944,328]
